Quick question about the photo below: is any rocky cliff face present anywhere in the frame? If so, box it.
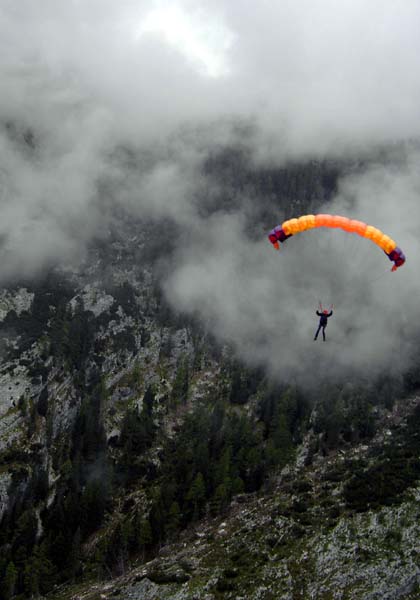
[0,205,252,597]
[0,222,201,506]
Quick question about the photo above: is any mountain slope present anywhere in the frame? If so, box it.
[0,153,419,600]
[49,394,420,600]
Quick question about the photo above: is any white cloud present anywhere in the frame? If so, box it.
[1,0,419,380]
[135,1,234,78]
[2,0,420,150]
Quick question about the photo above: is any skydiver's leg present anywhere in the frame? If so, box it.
[322,326,326,341]
[314,325,321,340]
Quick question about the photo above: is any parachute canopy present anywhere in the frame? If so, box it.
[268,214,405,271]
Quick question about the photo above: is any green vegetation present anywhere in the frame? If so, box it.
[344,403,420,511]
[3,348,420,597]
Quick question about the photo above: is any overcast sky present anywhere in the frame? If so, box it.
[1,0,419,381]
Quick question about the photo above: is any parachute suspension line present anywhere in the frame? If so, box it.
[328,225,363,302]
[330,238,391,307]
[367,268,392,285]
[327,224,335,256]
[339,226,358,288]
[352,238,390,280]
[337,239,388,306]
[350,239,375,279]
[318,298,334,311]
[333,268,391,307]
[346,228,360,263]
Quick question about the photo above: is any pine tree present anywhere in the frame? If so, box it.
[68,527,82,580]
[109,521,130,576]
[171,355,190,406]
[272,413,294,465]
[210,483,228,516]
[24,543,55,596]
[187,472,206,520]
[150,493,166,547]
[80,479,108,535]
[138,518,153,560]
[2,562,17,600]
[165,501,181,540]
[141,386,156,441]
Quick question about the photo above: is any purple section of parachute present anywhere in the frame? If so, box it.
[395,246,406,260]
[268,227,291,244]
[386,246,406,268]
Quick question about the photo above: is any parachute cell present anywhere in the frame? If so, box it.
[268,213,405,271]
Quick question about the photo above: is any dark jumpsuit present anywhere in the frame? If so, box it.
[314,310,333,341]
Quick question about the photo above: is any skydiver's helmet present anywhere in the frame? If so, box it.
[323,310,328,314]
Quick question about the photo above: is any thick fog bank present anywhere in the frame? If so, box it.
[1,0,419,381]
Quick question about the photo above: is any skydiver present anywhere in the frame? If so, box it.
[314,308,333,341]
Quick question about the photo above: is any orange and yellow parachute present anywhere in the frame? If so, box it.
[268,214,405,271]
